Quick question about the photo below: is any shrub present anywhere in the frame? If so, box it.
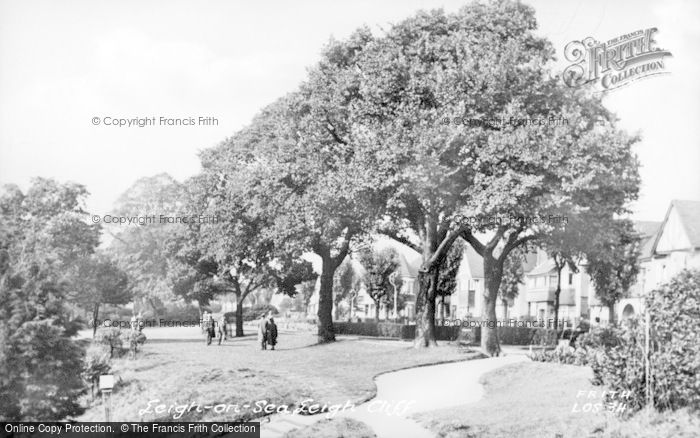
[645,269,700,411]
[95,327,124,358]
[81,345,111,398]
[243,304,278,322]
[469,326,558,346]
[575,326,621,350]
[334,322,379,337]
[528,345,589,365]
[589,269,700,414]
[161,302,200,322]
[223,311,237,324]
[1,321,87,420]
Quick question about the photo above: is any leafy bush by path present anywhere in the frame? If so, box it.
[533,270,700,416]
[95,327,124,358]
[645,269,700,411]
[82,345,111,398]
[243,304,278,321]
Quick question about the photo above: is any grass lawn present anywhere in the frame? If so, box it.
[282,418,376,438]
[414,361,609,437]
[413,361,700,438]
[76,328,479,423]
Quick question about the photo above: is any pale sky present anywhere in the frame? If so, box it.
[1,0,698,222]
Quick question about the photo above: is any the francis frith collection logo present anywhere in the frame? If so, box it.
[563,27,672,92]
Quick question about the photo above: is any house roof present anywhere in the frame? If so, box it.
[634,220,662,259]
[673,200,700,248]
[373,235,422,277]
[522,252,539,273]
[651,199,700,253]
[527,259,556,277]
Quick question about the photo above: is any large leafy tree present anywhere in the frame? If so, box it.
[0,179,100,420]
[198,30,388,343]
[166,174,315,336]
[349,1,640,354]
[108,174,183,320]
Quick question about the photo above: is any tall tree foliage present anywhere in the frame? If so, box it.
[68,255,130,337]
[108,173,183,320]
[197,30,388,343]
[348,1,640,353]
[0,179,99,420]
[166,174,315,336]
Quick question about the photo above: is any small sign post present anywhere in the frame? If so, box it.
[99,375,114,422]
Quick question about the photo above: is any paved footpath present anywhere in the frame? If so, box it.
[260,353,528,438]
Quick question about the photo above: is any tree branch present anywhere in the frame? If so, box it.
[460,229,485,256]
[379,229,422,253]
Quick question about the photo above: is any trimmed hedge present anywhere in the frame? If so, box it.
[469,326,559,346]
[333,322,459,341]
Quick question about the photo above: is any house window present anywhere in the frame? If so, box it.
[468,290,475,308]
[568,273,573,285]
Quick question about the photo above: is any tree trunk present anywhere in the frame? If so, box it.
[553,265,563,334]
[415,267,439,348]
[92,302,100,338]
[235,294,244,337]
[149,298,159,322]
[608,303,616,326]
[481,255,502,356]
[317,252,336,343]
[502,299,508,320]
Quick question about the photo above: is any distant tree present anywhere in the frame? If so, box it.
[499,247,530,321]
[358,248,401,321]
[294,280,317,314]
[68,255,131,337]
[166,175,315,336]
[0,179,100,420]
[333,258,361,320]
[586,219,641,325]
[437,239,466,320]
[108,174,183,320]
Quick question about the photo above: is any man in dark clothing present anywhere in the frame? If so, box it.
[266,317,278,350]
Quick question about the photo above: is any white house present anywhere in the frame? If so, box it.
[525,251,593,324]
[593,200,700,321]
[448,245,537,320]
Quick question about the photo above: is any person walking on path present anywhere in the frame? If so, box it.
[257,312,269,350]
[266,317,278,350]
[218,314,227,345]
[204,313,215,346]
